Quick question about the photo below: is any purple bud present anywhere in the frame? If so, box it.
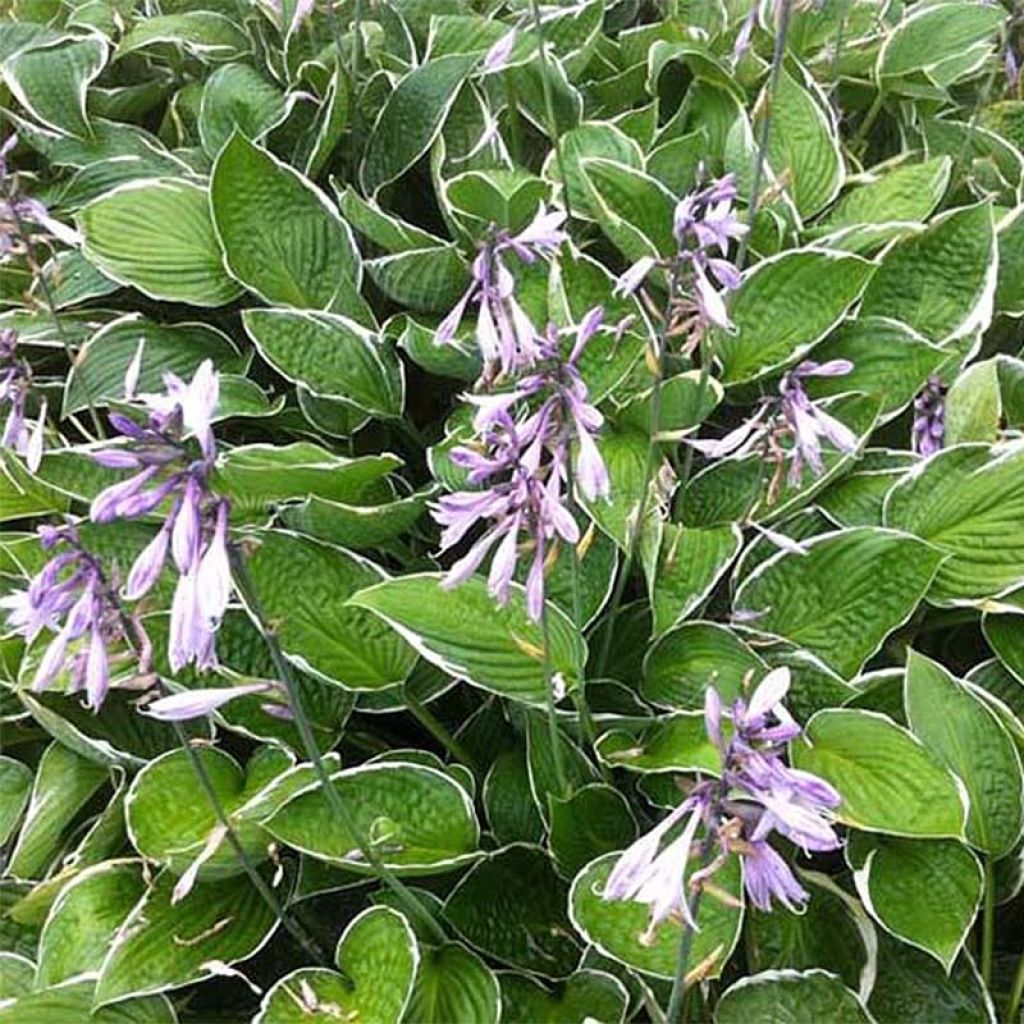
[144,683,272,721]
[85,627,109,710]
[125,524,170,600]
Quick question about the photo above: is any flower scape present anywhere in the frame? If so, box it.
[0,2,1023,1023]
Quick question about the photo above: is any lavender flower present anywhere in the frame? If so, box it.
[0,524,134,710]
[144,682,281,721]
[0,327,46,471]
[911,375,944,457]
[603,669,840,931]
[432,310,609,621]
[89,360,231,672]
[437,205,568,383]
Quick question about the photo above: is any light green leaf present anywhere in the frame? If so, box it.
[116,12,250,62]
[580,426,652,552]
[595,712,721,776]
[265,761,480,874]
[405,943,500,1024]
[78,179,242,306]
[859,203,996,343]
[198,64,285,159]
[210,133,364,314]
[240,529,417,691]
[714,970,873,1024]
[280,487,433,550]
[734,528,944,678]
[242,308,403,417]
[549,785,636,880]
[499,969,628,1024]
[0,980,175,1023]
[791,709,967,838]
[0,757,31,847]
[905,651,1024,856]
[366,247,468,312]
[715,249,875,385]
[846,833,982,971]
[884,443,1024,604]
[349,574,583,706]
[945,360,1001,446]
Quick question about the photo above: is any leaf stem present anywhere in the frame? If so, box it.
[983,856,996,988]
[540,602,571,797]
[1007,945,1024,1022]
[229,543,449,944]
[403,682,477,770]
[665,887,704,1022]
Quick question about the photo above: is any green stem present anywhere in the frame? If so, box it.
[527,0,573,220]
[229,544,448,944]
[666,887,704,1022]
[677,328,713,490]
[541,603,570,797]
[1007,946,1024,1023]
[735,0,793,272]
[403,683,477,769]
[983,856,996,988]
[853,89,884,152]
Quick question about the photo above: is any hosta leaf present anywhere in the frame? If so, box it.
[116,12,250,62]
[78,179,242,306]
[0,757,31,847]
[349,574,584,706]
[714,249,875,385]
[549,122,642,220]
[548,785,636,880]
[210,133,364,314]
[406,943,500,1024]
[905,651,1024,856]
[733,528,944,678]
[198,64,285,159]
[484,750,545,846]
[846,833,982,971]
[94,870,277,1006]
[499,969,628,1024]
[242,308,403,417]
[265,761,480,873]
[3,36,107,138]
[0,980,175,1023]
[569,852,743,981]
[791,709,967,838]
[366,247,468,312]
[241,529,417,691]
[859,203,996,343]
[36,859,146,987]
[255,906,417,1024]
[280,488,433,550]
[714,970,873,1024]
[595,712,721,776]
[362,54,477,194]
[883,443,1024,604]
[580,426,651,551]
[944,359,1002,446]
[443,845,579,978]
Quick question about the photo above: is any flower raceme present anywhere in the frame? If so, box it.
[912,375,945,456]
[432,309,610,621]
[0,327,45,471]
[602,669,840,939]
[89,360,231,673]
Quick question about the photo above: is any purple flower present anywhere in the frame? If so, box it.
[912,375,944,457]
[144,683,278,721]
[0,328,46,470]
[482,29,517,72]
[0,136,80,254]
[432,310,609,621]
[437,206,568,382]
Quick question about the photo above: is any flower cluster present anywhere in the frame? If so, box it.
[437,205,568,383]
[615,173,747,338]
[90,360,231,672]
[603,669,840,938]
[0,524,137,710]
[0,327,45,470]
[432,310,609,620]
[685,359,859,490]
[911,375,944,457]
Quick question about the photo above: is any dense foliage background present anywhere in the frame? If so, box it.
[2,0,1024,1021]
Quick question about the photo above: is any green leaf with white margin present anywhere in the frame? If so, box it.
[36,859,146,987]
[0,758,31,846]
[242,308,403,418]
[406,943,501,1024]
[791,709,967,838]
[362,54,477,194]
[443,845,579,978]
[580,426,652,552]
[280,487,433,550]
[255,906,418,1023]
[64,312,245,416]
[883,443,1024,605]
[198,64,285,159]
[7,742,109,880]
[78,179,242,307]
[802,317,947,421]
[905,650,1024,856]
[846,832,982,971]
[646,523,742,636]
[499,969,628,1023]
[714,970,873,1024]
[944,360,1002,446]
[714,249,875,385]
[578,158,676,262]
[240,529,417,691]
[116,12,250,62]
[569,852,743,981]
[3,36,107,138]
[264,761,480,874]
[996,205,1024,317]
[336,187,447,254]
[0,980,175,1023]
[549,785,637,880]
[594,712,722,776]
[94,869,278,1007]
[816,157,952,232]
[349,573,584,707]
[642,621,767,709]
[760,65,843,219]
[0,952,33,999]
[859,203,997,344]
[366,246,469,312]
[210,133,365,317]
[734,527,945,678]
